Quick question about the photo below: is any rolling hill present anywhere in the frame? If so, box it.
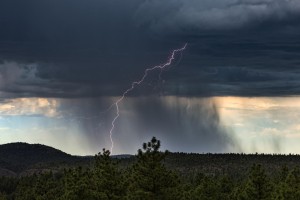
[0,143,92,176]
[2,142,300,179]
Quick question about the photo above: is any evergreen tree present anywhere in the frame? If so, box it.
[0,176,18,198]
[192,176,220,200]
[272,165,289,200]
[0,192,6,200]
[277,165,289,182]
[62,167,98,200]
[218,175,234,200]
[275,167,300,200]
[34,172,64,200]
[191,175,233,200]
[15,175,38,200]
[127,137,180,200]
[92,148,126,199]
[192,172,205,186]
[240,164,273,200]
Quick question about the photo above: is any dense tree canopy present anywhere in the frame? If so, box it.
[1,137,300,200]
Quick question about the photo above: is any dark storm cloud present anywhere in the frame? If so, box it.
[136,0,300,32]
[2,0,299,154]
[1,0,300,98]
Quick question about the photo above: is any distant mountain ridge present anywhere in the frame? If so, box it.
[3,142,300,179]
[0,142,92,176]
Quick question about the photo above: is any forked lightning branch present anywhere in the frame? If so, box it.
[107,43,187,153]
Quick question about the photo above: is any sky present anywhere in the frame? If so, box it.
[1,0,300,155]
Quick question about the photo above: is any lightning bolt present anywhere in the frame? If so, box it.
[108,43,187,153]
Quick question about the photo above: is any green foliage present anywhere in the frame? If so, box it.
[239,164,273,200]
[34,172,64,200]
[14,173,64,200]
[218,176,235,200]
[62,167,98,200]
[127,137,180,200]
[15,176,37,200]
[0,176,18,198]
[0,192,6,200]
[192,176,220,200]
[274,167,300,200]
[92,149,126,199]
[191,175,234,200]
[3,138,300,200]
[62,148,126,200]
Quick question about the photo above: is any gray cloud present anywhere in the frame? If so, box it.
[1,0,300,154]
[0,0,299,98]
[136,0,300,32]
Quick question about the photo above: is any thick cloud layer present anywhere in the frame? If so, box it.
[136,0,300,32]
[0,0,300,154]
[0,0,300,98]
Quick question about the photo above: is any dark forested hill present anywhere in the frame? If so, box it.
[2,142,300,179]
[2,139,300,199]
[0,143,92,176]
[165,152,300,180]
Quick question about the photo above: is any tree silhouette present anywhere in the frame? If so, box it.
[0,192,5,200]
[93,148,126,200]
[127,137,180,200]
[275,167,300,200]
[240,164,273,200]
